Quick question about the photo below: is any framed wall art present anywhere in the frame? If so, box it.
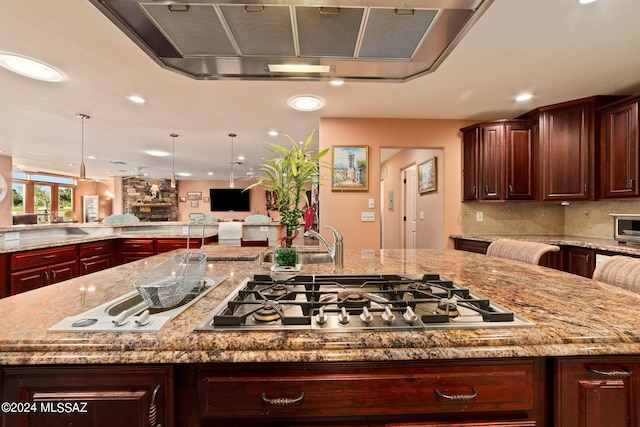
[187,191,202,200]
[191,200,199,208]
[418,156,437,194]
[332,145,369,191]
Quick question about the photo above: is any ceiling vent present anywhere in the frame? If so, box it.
[88,0,493,82]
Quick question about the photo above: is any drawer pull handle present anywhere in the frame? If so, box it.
[586,366,632,378]
[435,388,478,402]
[261,392,305,406]
[43,254,57,259]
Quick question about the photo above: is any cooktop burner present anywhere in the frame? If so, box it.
[196,274,534,331]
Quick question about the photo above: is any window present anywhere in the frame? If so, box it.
[12,182,25,213]
[12,172,76,218]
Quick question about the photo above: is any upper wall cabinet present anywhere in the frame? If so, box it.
[524,96,625,202]
[599,95,640,199]
[461,120,536,201]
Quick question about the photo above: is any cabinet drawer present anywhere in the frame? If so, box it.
[10,246,77,271]
[156,239,199,252]
[79,241,112,257]
[122,239,154,252]
[197,361,535,420]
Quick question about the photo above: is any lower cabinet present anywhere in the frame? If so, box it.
[78,241,113,275]
[176,359,542,426]
[120,238,155,263]
[564,246,595,278]
[555,356,640,427]
[9,246,78,295]
[1,365,173,427]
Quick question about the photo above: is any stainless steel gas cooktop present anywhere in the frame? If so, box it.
[196,274,534,332]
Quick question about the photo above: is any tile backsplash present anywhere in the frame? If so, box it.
[461,200,640,238]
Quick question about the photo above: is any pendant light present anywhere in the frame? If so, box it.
[229,132,237,188]
[170,133,178,188]
[76,113,90,180]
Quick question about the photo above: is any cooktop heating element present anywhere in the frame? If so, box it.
[196,274,534,331]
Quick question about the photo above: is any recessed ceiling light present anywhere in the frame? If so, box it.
[177,172,192,177]
[146,150,170,157]
[288,95,325,112]
[0,53,65,82]
[87,155,96,160]
[578,0,597,4]
[126,95,146,104]
[208,172,214,176]
[268,130,279,137]
[330,79,345,86]
[269,64,331,73]
[516,93,533,102]
[237,156,245,161]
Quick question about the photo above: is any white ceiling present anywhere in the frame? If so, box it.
[1,0,640,183]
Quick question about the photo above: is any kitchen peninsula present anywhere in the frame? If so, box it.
[2,248,640,426]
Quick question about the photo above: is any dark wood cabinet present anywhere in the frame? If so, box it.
[565,246,595,278]
[121,238,155,263]
[79,241,113,275]
[184,359,540,426]
[555,356,640,427]
[533,96,624,201]
[156,238,202,253]
[462,126,480,200]
[9,246,78,295]
[1,365,173,427]
[599,95,640,199]
[461,120,535,201]
[453,238,489,254]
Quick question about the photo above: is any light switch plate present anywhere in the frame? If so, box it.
[368,198,375,208]
[361,212,375,222]
[476,212,483,222]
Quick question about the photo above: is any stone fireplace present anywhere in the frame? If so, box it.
[122,177,178,221]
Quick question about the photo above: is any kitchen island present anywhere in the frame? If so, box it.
[1,248,639,426]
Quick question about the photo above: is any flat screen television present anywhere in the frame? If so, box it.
[209,188,251,212]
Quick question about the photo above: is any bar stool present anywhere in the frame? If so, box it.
[592,255,640,294]
[486,239,560,265]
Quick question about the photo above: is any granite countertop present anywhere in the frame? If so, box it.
[1,247,640,365]
[450,234,640,256]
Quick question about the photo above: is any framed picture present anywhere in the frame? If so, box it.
[187,191,202,200]
[332,146,369,191]
[418,156,437,194]
[203,196,209,203]
[191,200,199,207]
[179,197,187,202]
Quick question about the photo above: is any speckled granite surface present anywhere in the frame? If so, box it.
[450,234,640,256]
[2,247,640,365]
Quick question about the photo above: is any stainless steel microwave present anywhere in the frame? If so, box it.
[611,214,640,244]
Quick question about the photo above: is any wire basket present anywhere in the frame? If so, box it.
[133,214,208,308]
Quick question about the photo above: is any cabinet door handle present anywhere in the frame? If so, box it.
[472,185,476,195]
[94,246,103,251]
[630,179,635,189]
[585,254,590,266]
[484,185,489,194]
[261,392,305,406]
[586,366,632,378]
[149,384,161,427]
[435,388,478,402]
[43,271,50,285]
[51,270,57,283]
[584,184,588,193]
[508,184,513,194]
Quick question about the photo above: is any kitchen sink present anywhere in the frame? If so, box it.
[48,276,226,332]
[260,251,333,265]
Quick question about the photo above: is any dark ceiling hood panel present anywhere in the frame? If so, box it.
[89,0,493,81]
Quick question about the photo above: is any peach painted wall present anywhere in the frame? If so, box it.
[0,155,12,227]
[75,180,115,222]
[318,118,474,250]
[176,180,271,222]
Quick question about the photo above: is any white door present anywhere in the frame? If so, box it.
[402,166,417,249]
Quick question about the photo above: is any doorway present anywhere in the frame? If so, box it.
[380,148,444,250]
[402,165,417,249]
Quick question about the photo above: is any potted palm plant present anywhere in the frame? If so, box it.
[247,130,328,254]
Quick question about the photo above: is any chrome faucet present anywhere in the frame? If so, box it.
[306,226,344,268]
